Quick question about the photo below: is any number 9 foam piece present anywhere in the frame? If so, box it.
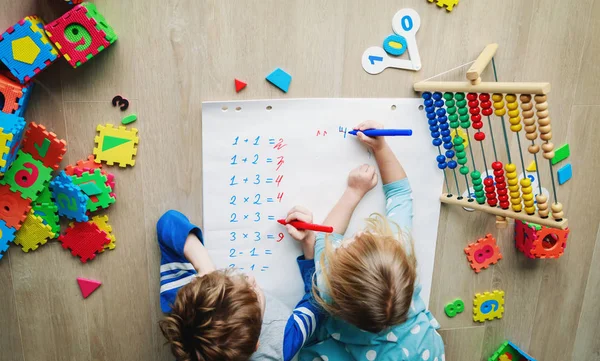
[13,210,55,252]
[93,124,139,167]
[464,234,502,273]
[21,122,67,171]
[50,171,89,222]
[0,150,53,201]
[0,219,17,260]
[0,16,59,83]
[44,3,117,68]
[0,112,26,174]
[473,290,504,323]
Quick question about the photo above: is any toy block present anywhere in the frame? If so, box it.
[90,215,115,251]
[429,0,460,12]
[551,143,570,165]
[13,210,54,252]
[464,234,502,273]
[77,277,101,298]
[235,78,247,92]
[489,340,537,361]
[32,202,60,235]
[526,160,536,172]
[64,155,102,175]
[21,122,67,170]
[0,219,17,260]
[473,290,504,322]
[266,68,291,93]
[514,220,569,259]
[59,221,110,263]
[71,168,115,212]
[0,150,53,201]
[0,72,33,116]
[93,124,138,167]
[0,16,59,83]
[0,112,26,173]
[0,185,31,230]
[444,298,464,318]
[50,171,89,222]
[45,3,117,68]
[557,163,572,185]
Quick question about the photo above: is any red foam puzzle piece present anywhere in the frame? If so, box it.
[59,221,111,263]
[77,277,101,298]
[0,185,32,230]
[464,234,502,273]
[64,155,102,176]
[21,122,67,170]
[235,79,247,93]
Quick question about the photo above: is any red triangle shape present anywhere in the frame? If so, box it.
[235,79,247,92]
[77,277,102,299]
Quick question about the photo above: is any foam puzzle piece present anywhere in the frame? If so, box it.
[45,3,116,68]
[59,221,110,263]
[64,154,102,175]
[0,112,26,173]
[488,340,537,361]
[0,184,31,230]
[464,234,502,273]
[35,181,53,205]
[235,78,246,92]
[93,124,138,167]
[444,298,465,318]
[71,168,115,211]
[0,150,53,201]
[514,220,569,259]
[21,122,67,170]
[77,277,101,298]
[428,0,460,12]
[0,16,59,83]
[557,163,572,185]
[32,202,60,235]
[526,160,536,172]
[551,143,570,165]
[473,290,504,322]
[14,210,55,252]
[50,171,89,222]
[266,68,291,93]
[0,72,32,116]
[83,3,118,44]
[0,219,16,260]
[90,215,116,251]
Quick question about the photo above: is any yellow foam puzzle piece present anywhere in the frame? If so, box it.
[0,128,13,169]
[14,210,55,252]
[24,16,59,56]
[93,124,139,167]
[473,290,504,322]
[91,215,116,251]
[526,160,536,172]
[434,0,460,12]
[12,37,40,64]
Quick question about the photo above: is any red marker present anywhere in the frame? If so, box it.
[277,219,334,233]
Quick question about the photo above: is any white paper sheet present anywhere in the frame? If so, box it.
[202,98,443,308]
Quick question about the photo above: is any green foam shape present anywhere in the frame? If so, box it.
[121,114,137,125]
[102,135,131,151]
[79,182,102,196]
[551,143,570,165]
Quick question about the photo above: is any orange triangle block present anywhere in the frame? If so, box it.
[235,79,247,92]
[77,277,101,299]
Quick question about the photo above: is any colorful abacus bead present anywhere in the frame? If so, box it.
[493,161,509,209]
[520,94,540,153]
[457,93,471,130]
[436,155,447,169]
[479,93,493,116]
[505,94,522,132]
[536,194,549,218]
[450,93,463,129]
[492,93,506,116]
[520,177,535,214]
[471,170,485,204]
[505,163,522,212]
[484,176,498,206]
[534,95,555,159]
[453,136,469,174]
[468,92,485,140]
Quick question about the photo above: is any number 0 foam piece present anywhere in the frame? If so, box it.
[464,234,502,273]
[473,290,504,323]
[557,163,572,185]
[0,185,31,230]
[13,210,55,252]
[77,277,101,298]
[21,122,67,170]
[0,219,17,260]
[50,171,89,222]
[266,68,291,93]
[59,221,111,263]
[93,124,139,167]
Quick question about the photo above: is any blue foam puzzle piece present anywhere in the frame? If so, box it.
[14,82,33,117]
[0,19,58,83]
[0,112,26,173]
[507,341,537,361]
[50,171,89,222]
[266,68,292,93]
[557,163,572,185]
[0,219,16,260]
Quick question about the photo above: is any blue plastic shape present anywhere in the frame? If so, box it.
[383,34,407,56]
[266,68,292,93]
[557,163,572,185]
[0,219,16,260]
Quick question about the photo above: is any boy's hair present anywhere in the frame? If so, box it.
[314,214,417,333]
[159,270,262,361]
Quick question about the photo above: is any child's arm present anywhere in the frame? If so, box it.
[322,164,378,234]
[183,234,215,276]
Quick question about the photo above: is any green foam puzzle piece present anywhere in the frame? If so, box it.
[551,143,570,165]
[79,182,102,196]
[102,136,131,151]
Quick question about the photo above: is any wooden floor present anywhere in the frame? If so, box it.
[1,1,599,360]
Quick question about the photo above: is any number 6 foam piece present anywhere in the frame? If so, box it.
[473,290,504,322]
[361,8,422,74]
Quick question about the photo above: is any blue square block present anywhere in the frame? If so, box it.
[557,163,572,185]
[0,219,16,260]
[0,112,26,173]
[266,68,292,93]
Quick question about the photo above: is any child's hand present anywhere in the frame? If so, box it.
[347,164,378,197]
[285,206,316,259]
[354,120,387,152]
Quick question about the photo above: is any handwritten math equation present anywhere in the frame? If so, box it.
[227,136,287,272]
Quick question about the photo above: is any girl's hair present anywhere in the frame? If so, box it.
[159,269,262,361]
[313,214,417,333]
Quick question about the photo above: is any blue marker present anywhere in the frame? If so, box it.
[348,128,413,137]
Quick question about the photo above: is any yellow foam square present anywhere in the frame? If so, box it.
[473,290,504,322]
[93,124,139,167]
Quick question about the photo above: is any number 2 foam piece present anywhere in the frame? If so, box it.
[464,234,502,273]
[50,171,89,222]
[44,3,117,68]
[93,124,139,167]
[266,68,291,93]
[473,290,504,322]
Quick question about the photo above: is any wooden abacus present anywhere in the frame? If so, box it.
[413,44,567,230]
